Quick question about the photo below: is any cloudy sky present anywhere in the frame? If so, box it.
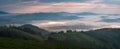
[0,0,120,31]
[0,0,120,14]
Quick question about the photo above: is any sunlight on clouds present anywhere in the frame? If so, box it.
[29,15,120,31]
[1,2,120,14]
[32,21,67,28]
[11,6,51,13]
[110,25,120,28]
[104,25,120,28]
[79,16,102,21]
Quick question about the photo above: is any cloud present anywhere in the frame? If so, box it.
[38,0,91,3]
[1,0,120,6]
[30,14,120,31]
[0,0,21,5]
[102,0,120,5]
[0,12,120,31]
[0,2,120,14]
[104,25,120,28]
[0,0,93,6]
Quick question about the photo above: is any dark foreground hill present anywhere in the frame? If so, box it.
[85,28,120,49]
[19,24,50,35]
[0,24,120,49]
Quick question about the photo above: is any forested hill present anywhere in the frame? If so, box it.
[0,24,120,49]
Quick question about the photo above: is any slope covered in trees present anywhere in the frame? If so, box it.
[0,24,120,49]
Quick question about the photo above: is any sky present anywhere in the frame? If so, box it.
[0,0,120,31]
[0,0,120,14]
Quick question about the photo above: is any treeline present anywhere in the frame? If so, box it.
[0,25,120,49]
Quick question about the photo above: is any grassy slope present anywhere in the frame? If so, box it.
[0,37,92,49]
[49,32,114,49]
[0,26,119,49]
[84,28,120,49]
[0,27,92,49]
[0,27,44,41]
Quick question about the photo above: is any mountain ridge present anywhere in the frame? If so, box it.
[19,24,50,35]
[0,11,9,14]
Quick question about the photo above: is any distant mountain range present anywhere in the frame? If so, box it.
[0,12,80,24]
[75,12,99,15]
[0,11,98,15]
[0,11,9,14]
[0,11,119,15]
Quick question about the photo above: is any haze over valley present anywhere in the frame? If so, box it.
[0,12,120,31]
